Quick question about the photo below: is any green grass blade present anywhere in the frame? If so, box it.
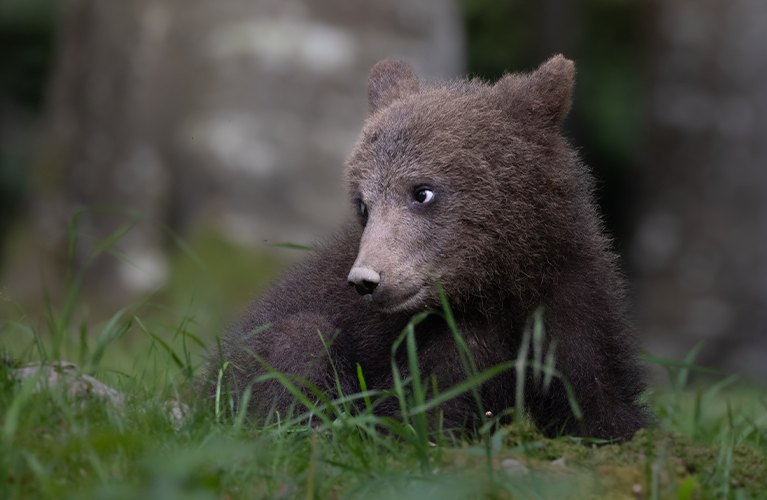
[408,362,514,415]
[317,328,348,414]
[357,364,372,410]
[405,319,429,473]
[515,325,531,419]
[3,368,43,442]
[676,341,705,392]
[268,242,313,251]
[642,354,722,376]
[135,316,184,370]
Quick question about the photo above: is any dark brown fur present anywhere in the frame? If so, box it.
[205,56,651,441]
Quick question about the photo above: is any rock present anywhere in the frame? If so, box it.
[501,458,529,476]
[632,483,643,500]
[164,400,190,430]
[12,361,125,407]
[11,360,189,429]
[1,353,14,366]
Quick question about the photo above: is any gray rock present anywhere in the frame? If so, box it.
[12,361,125,408]
[164,400,190,430]
[12,360,190,429]
[501,458,529,476]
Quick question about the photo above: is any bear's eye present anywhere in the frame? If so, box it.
[414,189,434,204]
[358,200,368,226]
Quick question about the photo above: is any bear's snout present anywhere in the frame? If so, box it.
[347,266,380,296]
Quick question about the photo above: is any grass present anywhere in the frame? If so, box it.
[1,225,766,499]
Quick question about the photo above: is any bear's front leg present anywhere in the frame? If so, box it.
[211,312,339,423]
[524,320,651,442]
[516,255,652,442]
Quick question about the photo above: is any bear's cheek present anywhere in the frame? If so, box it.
[426,205,502,300]
[369,245,436,312]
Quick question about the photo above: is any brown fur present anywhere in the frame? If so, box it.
[205,56,651,441]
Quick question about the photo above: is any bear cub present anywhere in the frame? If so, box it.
[206,55,651,441]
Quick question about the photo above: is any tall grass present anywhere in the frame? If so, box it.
[1,220,766,499]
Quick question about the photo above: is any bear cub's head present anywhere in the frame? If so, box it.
[346,55,580,315]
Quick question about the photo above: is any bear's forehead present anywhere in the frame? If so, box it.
[346,88,508,196]
[360,93,495,159]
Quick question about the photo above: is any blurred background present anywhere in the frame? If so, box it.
[1,0,767,380]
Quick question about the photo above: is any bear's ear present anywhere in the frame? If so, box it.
[494,54,575,128]
[367,59,420,115]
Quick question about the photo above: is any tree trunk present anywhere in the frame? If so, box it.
[37,0,465,305]
[634,0,767,377]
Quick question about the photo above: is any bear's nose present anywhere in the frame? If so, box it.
[347,267,380,296]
